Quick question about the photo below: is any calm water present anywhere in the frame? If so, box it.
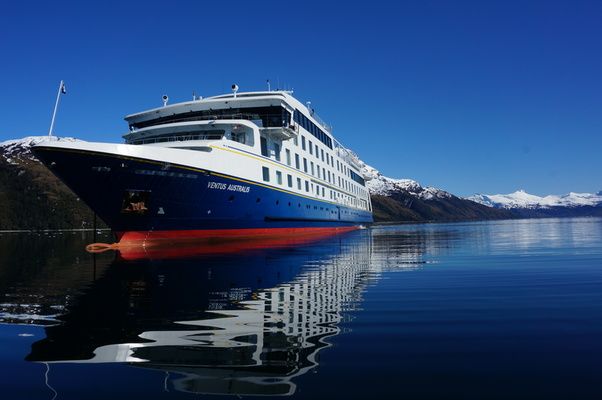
[1,218,602,399]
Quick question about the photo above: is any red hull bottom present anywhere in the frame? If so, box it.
[116,226,360,242]
[112,226,361,260]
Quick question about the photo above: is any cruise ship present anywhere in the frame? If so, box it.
[33,86,373,242]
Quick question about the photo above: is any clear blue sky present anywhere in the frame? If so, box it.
[1,0,600,196]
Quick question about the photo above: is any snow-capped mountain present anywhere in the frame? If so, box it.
[468,190,602,209]
[0,136,97,230]
[356,162,512,221]
[0,136,79,165]
[360,163,453,200]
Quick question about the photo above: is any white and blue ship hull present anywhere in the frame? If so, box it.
[33,142,372,241]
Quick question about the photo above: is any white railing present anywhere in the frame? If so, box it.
[129,133,223,145]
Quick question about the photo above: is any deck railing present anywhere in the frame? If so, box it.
[129,133,224,145]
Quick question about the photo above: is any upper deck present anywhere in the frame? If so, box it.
[125,91,329,130]
[123,89,366,180]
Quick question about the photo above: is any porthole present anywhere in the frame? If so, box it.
[256,198,261,203]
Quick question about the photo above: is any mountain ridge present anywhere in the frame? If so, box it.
[358,162,513,222]
[2,136,596,229]
[466,189,602,218]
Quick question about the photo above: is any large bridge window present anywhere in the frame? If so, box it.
[131,106,290,130]
[349,169,365,186]
[293,109,333,149]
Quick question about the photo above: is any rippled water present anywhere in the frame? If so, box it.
[1,218,601,399]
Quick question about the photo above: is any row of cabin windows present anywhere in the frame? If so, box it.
[261,165,369,210]
[294,135,366,193]
[294,133,356,178]
[293,109,333,149]
[263,150,369,201]
[302,135,365,188]
[261,135,369,200]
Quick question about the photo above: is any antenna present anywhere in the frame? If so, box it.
[267,79,271,91]
[162,95,169,107]
[192,91,196,101]
[231,84,239,98]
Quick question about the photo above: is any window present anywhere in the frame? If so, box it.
[303,158,308,173]
[302,136,306,150]
[274,143,281,161]
[287,174,293,187]
[297,177,302,190]
[260,137,268,157]
[305,180,309,192]
[350,169,366,186]
[276,171,283,185]
[285,149,291,165]
[293,137,298,146]
[262,166,269,182]
[322,187,325,197]
[295,153,300,169]
[231,131,246,144]
[310,162,314,175]
[309,140,313,155]
[321,149,325,162]
[316,185,320,195]
[317,166,321,179]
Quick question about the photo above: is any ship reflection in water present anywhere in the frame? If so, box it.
[23,228,434,397]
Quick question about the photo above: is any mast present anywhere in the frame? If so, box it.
[48,80,66,136]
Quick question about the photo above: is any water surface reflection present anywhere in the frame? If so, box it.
[2,218,601,399]
[22,229,431,396]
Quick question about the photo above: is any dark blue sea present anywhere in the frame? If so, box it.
[1,218,602,399]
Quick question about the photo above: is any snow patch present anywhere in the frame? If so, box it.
[467,189,602,209]
[359,162,452,200]
[1,135,80,163]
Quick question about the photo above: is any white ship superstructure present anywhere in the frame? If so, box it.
[33,88,373,240]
